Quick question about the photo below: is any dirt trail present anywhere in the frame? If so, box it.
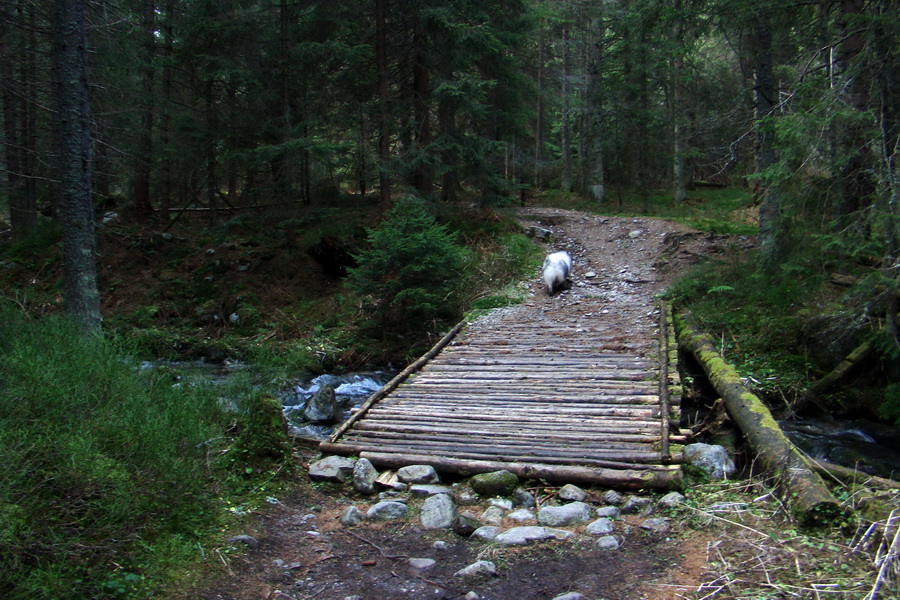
[197,211,750,600]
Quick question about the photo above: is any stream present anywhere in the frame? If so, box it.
[142,360,394,441]
[780,417,900,480]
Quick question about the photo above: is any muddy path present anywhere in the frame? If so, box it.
[197,211,754,600]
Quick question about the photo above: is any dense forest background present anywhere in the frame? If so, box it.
[2,0,898,326]
[1,0,898,389]
[2,2,900,598]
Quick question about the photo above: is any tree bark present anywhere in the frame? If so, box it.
[751,6,787,267]
[534,28,545,189]
[54,0,101,333]
[585,13,605,203]
[132,0,155,219]
[2,1,36,238]
[411,20,432,197]
[671,0,688,204]
[375,0,391,213]
[159,0,173,221]
[560,27,573,193]
[676,311,841,526]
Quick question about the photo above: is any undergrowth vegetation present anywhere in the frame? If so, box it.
[0,311,291,600]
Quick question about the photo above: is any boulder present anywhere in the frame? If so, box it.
[366,501,408,521]
[420,494,457,530]
[537,502,591,527]
[507,509,535,522]
[684,443,737,480]
[454,560,497,577]
[595,535,620,550]
[513,488,536,508]
[453,511,482,536]
[585,518,614,536]
[640,518,671,533]
[308,455,356,483]
[552,594,585,600]
[352,458,378,495]
[657,491,686,510]
[494,526,574,546]
[557,484,588,502]
[470,526,501,542]
[603,490,623,505]
[469,470,519,497]
[594,506,620,519]
[303,384,341,424]
[340,506,364,528]
[409,484,453,497]
[480,506,505,526]
[397,464,440,484]
[620,496,652,515]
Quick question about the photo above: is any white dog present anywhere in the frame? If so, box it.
[542,251,572,296]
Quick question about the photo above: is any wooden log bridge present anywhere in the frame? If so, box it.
[322,298,686,491]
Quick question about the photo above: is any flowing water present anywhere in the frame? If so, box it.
[141,360,394,441]
[780,417,900,479]
[280,371,395,440]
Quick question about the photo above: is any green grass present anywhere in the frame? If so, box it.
[0,310,287,599]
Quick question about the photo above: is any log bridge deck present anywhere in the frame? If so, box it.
[321,302,685,490]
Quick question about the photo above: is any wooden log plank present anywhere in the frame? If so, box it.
[388,392,661,404]
[332,438,665,462]
[345,427,662,446]
[410,373,652,384]
[426,361,655,371]
[328,320,466,443]
[320,442,671,470]
[365,404,659,418]
[353,417,664,434]
[676,310,841,526]
[344,429,660,450]
[318,449,683,490]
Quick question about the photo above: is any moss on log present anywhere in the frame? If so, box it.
[676,311,842,526]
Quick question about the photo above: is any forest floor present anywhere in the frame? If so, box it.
[193,210,885,600]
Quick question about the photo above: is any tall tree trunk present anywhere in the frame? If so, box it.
[585,14,605,203]
[375,0,392,213]
[2,1,36,238]
[411,21,432,197]
[751,6,786,268]
[22,0,38,228]
[54,0,101,333]
[560,27,573,193]
[671,0,688,204]
[159,0,174,221]
[833,0,873,233]
[872,0,900,356]
[534,30,545,189]
[205,79,217,223]
[438,98,459,203]
[132,0,155,219]
[277,0,295,200]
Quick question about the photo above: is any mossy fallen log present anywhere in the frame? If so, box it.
[676,311,842,526]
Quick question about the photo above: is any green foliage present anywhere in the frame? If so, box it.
[229,395,292,466]
[0,310,276,599]
[877,384,900,426]
[0,220,61,262]
[347,197,469,335]
[667,252,821,398]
